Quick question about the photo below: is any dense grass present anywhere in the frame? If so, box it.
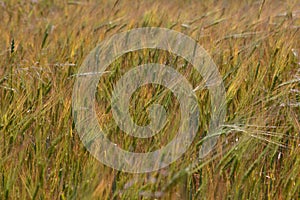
[0,0,299,199]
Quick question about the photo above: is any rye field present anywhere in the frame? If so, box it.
[0,0,299,199]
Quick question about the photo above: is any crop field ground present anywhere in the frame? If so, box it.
[0,0,299,199]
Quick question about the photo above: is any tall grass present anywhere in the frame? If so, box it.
[0,0,299,199]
